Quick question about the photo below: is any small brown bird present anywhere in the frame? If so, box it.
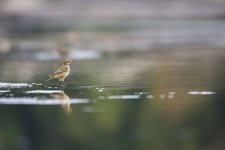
[46,59,72,85]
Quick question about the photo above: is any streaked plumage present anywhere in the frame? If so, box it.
[46,59,72,84]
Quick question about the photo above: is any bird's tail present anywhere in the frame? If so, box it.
[45,75,55,82]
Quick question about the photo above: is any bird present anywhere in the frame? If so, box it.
[46,59,72,86]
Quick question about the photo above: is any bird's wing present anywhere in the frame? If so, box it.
[54,65,69,76]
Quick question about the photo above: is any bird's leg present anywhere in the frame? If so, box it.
[59,80,65,90]
[58,80,64,86]
[61,85,65,91]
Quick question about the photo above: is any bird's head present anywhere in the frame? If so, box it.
[63,59,72,65]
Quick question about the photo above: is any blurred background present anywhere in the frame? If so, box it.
[0,0,225,150]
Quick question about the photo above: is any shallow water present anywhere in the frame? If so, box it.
[2,0,225,148]
[0,49,225,150]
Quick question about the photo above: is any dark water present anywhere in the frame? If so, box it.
[1,0,225,149]
[0,49,225,150]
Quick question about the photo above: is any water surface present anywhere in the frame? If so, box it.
[0,48,225,150]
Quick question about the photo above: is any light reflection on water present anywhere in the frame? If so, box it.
[0,82,218,102]
[0,97,88,105]
[1,1,225,149]
[0,50,225,150]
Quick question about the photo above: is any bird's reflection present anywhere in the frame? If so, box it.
[51,91,72,114]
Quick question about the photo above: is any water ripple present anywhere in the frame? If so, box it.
[0,82,29,88]
[25,90,62,94]
[0,98,89,105]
